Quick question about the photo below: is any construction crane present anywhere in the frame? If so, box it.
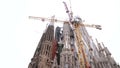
[62,1,101,68]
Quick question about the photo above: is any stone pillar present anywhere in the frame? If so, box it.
[28,25,54,68]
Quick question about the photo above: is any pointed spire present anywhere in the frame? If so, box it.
[49,15,55,26]
[95,38,103,51]
[102,42,111,56]
[101,42,105,48]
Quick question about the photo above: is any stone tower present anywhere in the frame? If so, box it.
[28,23,54,68]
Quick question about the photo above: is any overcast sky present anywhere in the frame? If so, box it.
[0,0,120,68]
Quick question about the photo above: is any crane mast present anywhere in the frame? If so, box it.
[63,2,73,23]
[73,23,86,68]
[72,20,91,68]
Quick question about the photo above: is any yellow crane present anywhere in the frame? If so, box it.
[72,18,90,68]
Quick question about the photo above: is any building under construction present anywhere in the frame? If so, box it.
[28,1,120,68]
